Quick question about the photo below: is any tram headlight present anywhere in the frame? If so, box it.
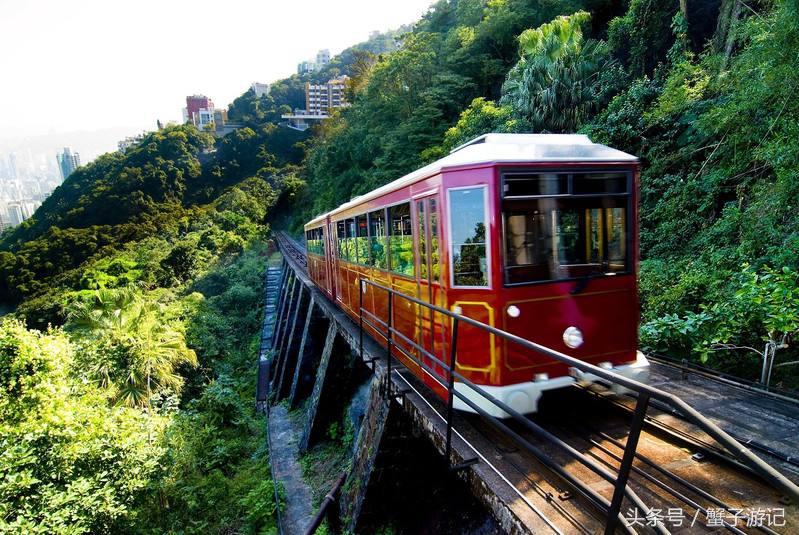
[507,305,521,318]
[562,326,584,349]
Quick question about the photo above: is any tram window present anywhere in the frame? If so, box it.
[504,173,568,197]
[429,199,441,283]
[417,201,428,279]
[503,198,628,284]
[308,228,320,255]
[369,209,387,269]
[502,171,628,198]
[356,214,369,265]
[389,203,414,277]
[572,172,627,195]
[449,187,488,287]
[606,207,626,270]
[345,218,357,263]
[311,227,325,256]
[336,221,346,260]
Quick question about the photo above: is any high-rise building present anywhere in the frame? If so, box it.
[183,94,214,126]
[316,49,330,68]
[297,60,315,74]
[251,82,270,98]
[6,202,24,226]
[306,76,349,116]
[57,147,80,182]
[297,49,332,74]
[281,76,350,131]
[8,153,18,180]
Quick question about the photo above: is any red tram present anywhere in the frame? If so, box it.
[303,134,649,416]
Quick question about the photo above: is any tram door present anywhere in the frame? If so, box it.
[415,195,446,383]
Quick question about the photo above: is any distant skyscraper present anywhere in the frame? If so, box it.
[6,202,24,226]
[57,147,80,182]
[8,153,18,180]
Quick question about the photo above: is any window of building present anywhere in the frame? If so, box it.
[449,187,489,287]
[389,203,414,277]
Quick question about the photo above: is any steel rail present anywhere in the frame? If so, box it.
[357,277,799,504]
[579,433,748,535]
[584,426,781,535]
[355,281,663,534]
[583,386,767,479]
[554,423,753,535]
[647,353,799,404]
[272,233,799,534]
[368,309,668,533]
[391,369,567,535]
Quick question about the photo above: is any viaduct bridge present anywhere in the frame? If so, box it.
[257,231,799,535]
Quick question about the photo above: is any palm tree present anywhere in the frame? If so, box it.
[69,287,197,408]
[500,11,612,133]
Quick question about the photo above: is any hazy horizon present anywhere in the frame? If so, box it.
[0,0,434,161]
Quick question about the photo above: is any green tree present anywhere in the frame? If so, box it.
[68,288,198,408]
[0,318,164,533]
[501,11,613,132]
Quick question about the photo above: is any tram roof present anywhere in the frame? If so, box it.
[306,133,638,226]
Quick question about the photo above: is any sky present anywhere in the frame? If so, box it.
[0,0,434,159]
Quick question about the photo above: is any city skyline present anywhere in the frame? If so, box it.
[0,0,434,144]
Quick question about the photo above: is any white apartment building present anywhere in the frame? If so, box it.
[251,82,270,97]
[306,76,349,116]
[281,76,349,131]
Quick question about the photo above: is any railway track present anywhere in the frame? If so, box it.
[273,231,797,534]
[274,231,307,268]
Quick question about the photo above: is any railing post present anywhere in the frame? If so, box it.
[605,391,651,535]
[385,290,393,396]
[445,316,460,463]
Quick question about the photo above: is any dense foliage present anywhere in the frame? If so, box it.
[0,117,293,532]
[3,0,799,532]
[1,191,280,533]
[283,0,799,388]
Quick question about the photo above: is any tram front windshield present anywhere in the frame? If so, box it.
[502,171,631,285]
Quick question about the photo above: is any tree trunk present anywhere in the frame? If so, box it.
[714,0,742,67]
[679,0,690,30]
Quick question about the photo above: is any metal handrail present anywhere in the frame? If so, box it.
[273,233,799,531]
[357,277,799,534]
